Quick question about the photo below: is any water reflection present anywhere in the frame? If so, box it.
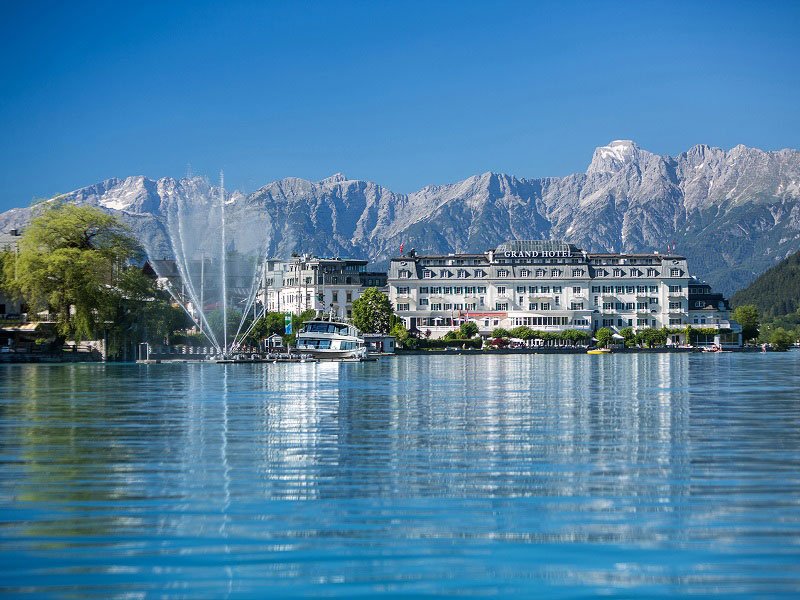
[1,353,799,596]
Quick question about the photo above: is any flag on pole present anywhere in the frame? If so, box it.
[399,242,405,255]
[284,313,293,335]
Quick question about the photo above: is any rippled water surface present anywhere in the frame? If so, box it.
[1,353,799,597]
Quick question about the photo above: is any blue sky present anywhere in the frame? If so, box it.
[1,0,798,210]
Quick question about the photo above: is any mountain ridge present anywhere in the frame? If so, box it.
[2,140,800,296]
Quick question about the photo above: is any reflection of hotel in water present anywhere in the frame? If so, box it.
[388,240,741,346]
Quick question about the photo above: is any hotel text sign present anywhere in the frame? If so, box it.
[503,250,572,258]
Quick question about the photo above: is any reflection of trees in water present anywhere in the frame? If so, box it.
[6,364,190,541]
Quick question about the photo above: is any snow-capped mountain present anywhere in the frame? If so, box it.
[3,140,800,295]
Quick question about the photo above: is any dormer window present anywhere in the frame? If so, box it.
[423,270,433,279]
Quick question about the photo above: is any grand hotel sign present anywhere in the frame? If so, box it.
[502,249,573,258]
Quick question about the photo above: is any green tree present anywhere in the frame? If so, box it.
[619,326,636,347]
[5,205,140,340]
[769,327,795,351]
[509,325,535,340]
[491,327,510,338]
[732,304,760,342]
[459,321,479,338]
[595,327,613,348]
[351,287,393,333]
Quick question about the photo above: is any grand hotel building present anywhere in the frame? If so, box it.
[387,240,741,345]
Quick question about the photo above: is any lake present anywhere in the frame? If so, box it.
[1,353,799,597]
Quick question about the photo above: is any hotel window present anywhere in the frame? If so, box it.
[423,270,433,279]
[495,302,508,311]
[430,286,442,294]
[444,303,452,310]
[346,291,352,302]
[529,303,539,310]
[397,303,410,311]
[625,302,634,310]
[464,286,476,294]
[497,286,507,295]
[572,268,584,277]
[669,318,682,325]
[570,302,584,310]
[332,277,338,284]
[615,302,625,310]
[551,269,562,277]
[518,297,524,305]
[419,287,429,294]
[614,286,623,294]
[553,286,562,293]
[594,296,600,306]
[457,269,469,278]
[466,303,477,310]
[520,269,530,277]
[591,286,600,293]
[601,286,612,293]
[669,285,683,293]
[396,286,410,295]
[477,286,487,293]
[572,286,581,294]
[516,286,525,294]
[554,297,560,306]
[475,269,486,277]
[647,268,658,277]
[670,268,681,277]
[613,269,624,277]
[627,319,633,326]
[332,291,339,302]
[649,286,658,293]
[695,300,705,308]
[650,297,659,304]
[479,297,485,306]
[443,287,452,294]
[637,318,649,326]
[441,270,453,278]
[630,268,642,276]
[637,285,647,293]
[431,303,442,311]
[573,318,588,326]
[669,301,682,309]
[419,298,429,306]
[603,302,613,310]
[541,303,551,310]
[454,287,462,294]
[541,286,550,293]
[603,318,614,327]
[498,269,509,277]
[453,303,463,310]
[535,269,546,277]
[528,286,538,293]
[626,286,634,294]
[596,268,608,277]
[637,302,648,310]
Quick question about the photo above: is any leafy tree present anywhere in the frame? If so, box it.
[619,326,636,347]
[491,327,510,338]
[769,327,795,351]
[732,304,760,342]
[4,205,140,340]
[560,329,591,345]
[509,325,535,340]
[351,287,393,333]
[248,312,286,342]
[459,321,479,338]
[595,327,613,348]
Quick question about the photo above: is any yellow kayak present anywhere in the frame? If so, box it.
[587,348,612,354]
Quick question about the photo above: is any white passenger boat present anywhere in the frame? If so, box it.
[296,319,367,360]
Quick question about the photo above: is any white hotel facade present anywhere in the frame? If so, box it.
[387,240,741,345]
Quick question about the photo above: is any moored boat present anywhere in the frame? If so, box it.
[587,348,612,355]
[296,318,367,360]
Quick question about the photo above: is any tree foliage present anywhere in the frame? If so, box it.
[731,250,800,318]
[4,205,141,340]
[732,304,760,342]
[595,327,613,348]
[459,321,479,338]
[351,287,393,334]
